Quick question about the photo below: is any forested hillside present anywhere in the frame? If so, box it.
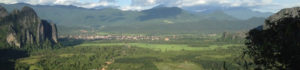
[0,3,266,35]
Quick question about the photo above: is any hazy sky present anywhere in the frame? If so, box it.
[0,0,299,12]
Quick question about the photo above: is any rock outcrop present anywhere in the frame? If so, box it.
[246,7,300,69]
[257,7,300,30]
[267,7,300,23]
[0,5,58,48]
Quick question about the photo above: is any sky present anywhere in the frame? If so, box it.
[0,0,299,12]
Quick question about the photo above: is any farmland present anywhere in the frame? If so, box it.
[15,36,251,70]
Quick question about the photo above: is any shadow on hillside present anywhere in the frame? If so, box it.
[0,48,29,70]
[138,7,182,21]
[58,38,85,46]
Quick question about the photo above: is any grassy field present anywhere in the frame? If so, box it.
[155,62,204,70]
[76,43,243,52]
[15,38,248,70]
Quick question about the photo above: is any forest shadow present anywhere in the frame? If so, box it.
[0,48,28,70]
[58,38,85,46]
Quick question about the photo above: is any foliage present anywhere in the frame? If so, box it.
[14,38,251,70]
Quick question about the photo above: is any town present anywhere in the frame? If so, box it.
[59,35,173,41]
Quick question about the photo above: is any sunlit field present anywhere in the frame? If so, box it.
[15,38,249,70]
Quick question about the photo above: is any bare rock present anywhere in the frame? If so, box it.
[6,26,20,47]
[267,7,300,24]
[51,23,58,43]
[264,7,300,29]
[0,6,59,48]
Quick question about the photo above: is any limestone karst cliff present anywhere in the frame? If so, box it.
[0,6,58,48]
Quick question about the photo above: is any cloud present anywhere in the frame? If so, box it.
[0,0,117,8]
[131,0,273,7]
[253,2,300,13]
[54,0,80,5]
[127,0,281,12]
[0,0,298,12]
[119,6,145,11]
[99,0,116,3]
[0,0,22,4]
[131,0,157,6]
[80,2,115,8]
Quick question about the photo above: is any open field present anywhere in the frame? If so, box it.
[76,43,243,52]
[15,39,248,70]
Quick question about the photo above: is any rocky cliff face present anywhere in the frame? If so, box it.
[247,7,300,69]
[258,7,300,30]
[0,6,58,48]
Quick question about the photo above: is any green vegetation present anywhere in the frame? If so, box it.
[76,43,242,52]
[12,35,252,70]
[0,3,272,70]
[0,24,9,48]
[0,3,265,35]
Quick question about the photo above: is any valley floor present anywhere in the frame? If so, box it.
[15,38,251,70]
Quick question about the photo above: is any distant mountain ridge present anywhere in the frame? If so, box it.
[0,3,272,19]
[0,3,266,35]
[183,5,273,19]
[139,7,183,21]
[0,5,58,48]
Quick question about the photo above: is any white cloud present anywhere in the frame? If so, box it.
[54,0,80,5]
[78,1,117,8]
[0,0,20,4]
[130,0,274,8]
[253,2,300,13]
[176,0,207,7]
[0,0,298,12]
[0,0,117,8]
[119,6,144,11]
[131,0,158,6]
[148,0,156,4]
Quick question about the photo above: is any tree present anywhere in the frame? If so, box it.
[244,7,300,70]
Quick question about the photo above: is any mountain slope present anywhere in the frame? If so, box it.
[0,3,265,35]
[0,6,58,48]
[184,6,273,20]
[139,7,183,21]
[223,8,272,20]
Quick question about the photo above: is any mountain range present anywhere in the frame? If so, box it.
[183,5,273,20]
[0,3,270,35]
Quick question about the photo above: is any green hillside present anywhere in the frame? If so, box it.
[0,3,265,35]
